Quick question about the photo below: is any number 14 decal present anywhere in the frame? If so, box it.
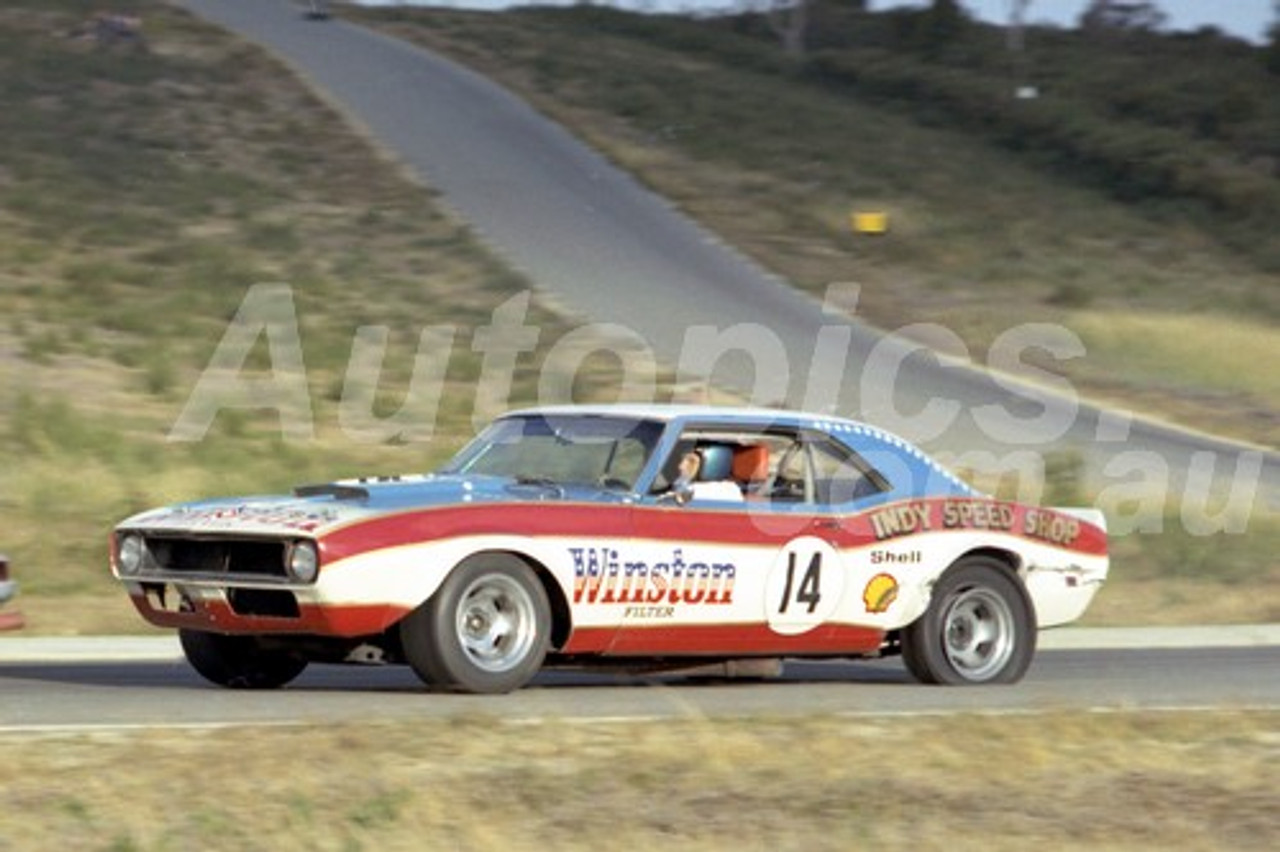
[778,552,822,614]
[766,537,844,636]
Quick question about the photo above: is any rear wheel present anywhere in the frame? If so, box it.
[400,554,550,694]
[179,629,308,689]
[901,557,1036,685]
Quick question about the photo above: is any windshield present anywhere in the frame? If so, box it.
[440,415,664,490]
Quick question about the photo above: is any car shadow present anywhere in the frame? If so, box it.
[0,656,916,694]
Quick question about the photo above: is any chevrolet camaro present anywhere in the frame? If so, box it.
[110,405,1108,692]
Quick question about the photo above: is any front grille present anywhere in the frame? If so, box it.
[228,588,300,617]
[146,537,287,579]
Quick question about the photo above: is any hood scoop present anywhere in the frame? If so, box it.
[293,483,370,501]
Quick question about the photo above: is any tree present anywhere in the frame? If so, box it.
[926,0,966,41]
[1008,0,1034,97]
[912,0,970,54]
[1079,1,1168,34]
[1008,0,1031,53]
[1266,1,1280,76]
[762,0,810,58]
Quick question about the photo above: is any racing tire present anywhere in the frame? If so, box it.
[179,629,309,689]
[901,557,1036,685]
[400,554,551,694]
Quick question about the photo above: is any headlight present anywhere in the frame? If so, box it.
[117,534,145,575]
[285,541,319,583]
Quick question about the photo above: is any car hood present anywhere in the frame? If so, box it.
[117,474,627,538]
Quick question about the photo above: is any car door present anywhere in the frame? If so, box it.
[609,428,886,657]
[749,434,895,647]
[791,435,914,631]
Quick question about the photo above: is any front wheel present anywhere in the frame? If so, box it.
[901,557,1036,685]
[400,554,550,694]
[179,629,309,689]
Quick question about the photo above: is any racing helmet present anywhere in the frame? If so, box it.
[697,445,734,481]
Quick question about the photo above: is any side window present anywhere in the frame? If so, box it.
[766,439,810,503]
[643,427,886,505]
[649,429,799,500]
[808,438,887,505]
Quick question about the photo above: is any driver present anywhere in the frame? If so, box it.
[674,447,744,502]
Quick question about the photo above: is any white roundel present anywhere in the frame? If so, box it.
[765,536,845,636]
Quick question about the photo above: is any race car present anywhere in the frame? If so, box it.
[302,1,330,21]
[110,405,1108,692]
[0,554,24,632]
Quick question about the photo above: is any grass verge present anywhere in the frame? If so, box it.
[1,711,1276,851]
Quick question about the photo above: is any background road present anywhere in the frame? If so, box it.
[174,0,1278,512]
[1,631,1277,729]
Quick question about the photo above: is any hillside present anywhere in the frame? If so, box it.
[0,0,658,629]
[354,2,1280,449]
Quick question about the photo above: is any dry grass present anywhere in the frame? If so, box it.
[1082,577,1280,626]
[1081,515,1280,626]
[1065,311,1280,442]
[0,712,1275,851]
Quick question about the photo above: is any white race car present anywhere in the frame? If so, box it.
[0,554,24,632]
[111,405,1108,692]
[302,1,330,21]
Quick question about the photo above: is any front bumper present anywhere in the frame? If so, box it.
[122,579,407,638]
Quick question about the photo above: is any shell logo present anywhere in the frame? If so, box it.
[862,573,899,614]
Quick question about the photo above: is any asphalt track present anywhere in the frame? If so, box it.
[0,629,1277,730]
[172,0,1279,515]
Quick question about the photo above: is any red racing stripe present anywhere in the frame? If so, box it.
[319,498,1107,563]
[565,622,885,656]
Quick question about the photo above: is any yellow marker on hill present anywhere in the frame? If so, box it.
[851,211,889,235]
